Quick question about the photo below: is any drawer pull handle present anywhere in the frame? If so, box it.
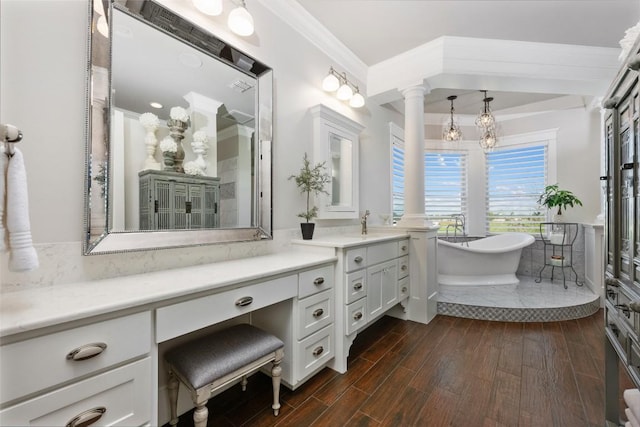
[235,296,254,307]
[312,346,324,357]
[313,277,325,285]
[401,245,407,251]
[66,406,106,427]
[354,256,363,264]
[353,282,363,291]
[401,265,408,271]
[66,343,107,361]
[354,311,363,321]
[621,162,635,170]
[313,308,324,318]
[402,287,408,293]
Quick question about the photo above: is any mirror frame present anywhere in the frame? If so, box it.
[83,0,273,255]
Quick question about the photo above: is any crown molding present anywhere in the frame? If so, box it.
[254,0,368,82]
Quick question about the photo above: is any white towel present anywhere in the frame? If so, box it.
[627,408,640,427]
[6,148,38,271]
[0,145,5,252]
[625,389,640,422]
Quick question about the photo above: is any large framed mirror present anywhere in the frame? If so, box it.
[84,0,273,254]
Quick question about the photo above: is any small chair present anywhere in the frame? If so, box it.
[164,323,284,427]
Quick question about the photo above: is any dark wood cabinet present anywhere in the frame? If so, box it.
[138,170,220,230]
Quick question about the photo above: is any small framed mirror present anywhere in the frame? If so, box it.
[84,0,273,254]
[310,105,364,219]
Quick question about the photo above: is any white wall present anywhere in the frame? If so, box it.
[0,0,401,288]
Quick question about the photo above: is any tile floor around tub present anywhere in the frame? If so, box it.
[438,275,598,309]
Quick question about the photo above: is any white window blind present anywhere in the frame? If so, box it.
[425,152,467,224]
[391,138,405,222]
[485,145,547,233]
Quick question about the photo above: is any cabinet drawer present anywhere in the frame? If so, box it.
[399,276,409,300]
[295,325,333,381]
[399,256,409,279]
[398,239,409,256]
[296,289,333,339]
[345,298,367,335]
[367,242,398,266]
[299,264,334,299]
[0,358,151,426]
[345,247,367,272]
[156,275,297,342]
[0,311,151,405]
[345,270,367,304]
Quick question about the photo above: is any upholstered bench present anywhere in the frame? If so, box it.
[165,323,285,427]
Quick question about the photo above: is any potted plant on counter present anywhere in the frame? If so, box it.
[289,153,330,240]
[537,183,583,244]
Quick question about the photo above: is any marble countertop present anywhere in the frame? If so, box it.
[0,251,336,339]
[292,231,409,249]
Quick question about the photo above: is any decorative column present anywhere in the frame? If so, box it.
[397,84,430,227]
[184,92,223,176]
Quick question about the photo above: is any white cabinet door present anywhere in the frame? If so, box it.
[366,260,397,320]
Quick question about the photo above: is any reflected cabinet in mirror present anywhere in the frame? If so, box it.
[84,0,273,254]
[311,105,364,219]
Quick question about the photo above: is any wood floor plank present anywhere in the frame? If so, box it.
[273,397,327,427]
[358,331,403,364]
[451,377,493,426]
[485,369,521,427]
[352,349,406,395]
[416,386,458,427]
[522,336,546,370]
[310,386,369,427]
[379,386,429,427]
[344,411,381,427]
[359,366,416,422]
[314,356,374,406]
[520,365,554,426]
[575,371,606,426]
[497,339,523,377]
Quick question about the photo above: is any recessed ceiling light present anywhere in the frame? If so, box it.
[150,102,163,109]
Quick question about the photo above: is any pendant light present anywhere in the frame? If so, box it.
[443,95,462,142]
[479,127,498,152]
[475,90,495,128]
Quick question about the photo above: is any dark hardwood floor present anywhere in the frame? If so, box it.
[170,310,633,427]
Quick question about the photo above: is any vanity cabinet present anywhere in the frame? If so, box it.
[0,312,152,426]
[253,264,335,389]
[139,170,220,230]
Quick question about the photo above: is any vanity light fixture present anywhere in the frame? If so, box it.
[191,0,254,36]
[442,95,462,142]
[322,67,365,108]
[228,0,254,36]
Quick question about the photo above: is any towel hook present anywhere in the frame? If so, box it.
[1,123,23,157]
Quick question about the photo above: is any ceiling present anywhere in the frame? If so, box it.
[295,0,640,114]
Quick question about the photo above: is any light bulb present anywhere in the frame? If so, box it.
[349,92,365,108]
[322,73,340,92]
[228,5,254,36]
[193,0,223,16]
[336,84,353,101]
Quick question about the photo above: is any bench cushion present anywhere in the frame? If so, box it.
[165,324,284,390]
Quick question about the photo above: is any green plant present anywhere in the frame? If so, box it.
[289,153,331,222]
[537,184,583,215]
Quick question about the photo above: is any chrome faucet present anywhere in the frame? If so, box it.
[361,210,370,235]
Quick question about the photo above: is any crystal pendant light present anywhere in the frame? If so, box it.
[443,95,462,142]
[475,90,496,129]
[479,126,498,152]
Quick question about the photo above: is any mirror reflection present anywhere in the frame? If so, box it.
[329,133,353,208]
[84,0,273,254]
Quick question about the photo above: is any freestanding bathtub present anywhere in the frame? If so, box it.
[438,233,535,286]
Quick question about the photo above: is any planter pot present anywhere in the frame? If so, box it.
[300,223,315,240]
[549,232,565,245]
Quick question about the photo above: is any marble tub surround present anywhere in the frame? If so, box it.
[0,251,336,338]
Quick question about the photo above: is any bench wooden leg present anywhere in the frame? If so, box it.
[271,349,284,416]
[168,371,179,426]
[193,401,209,427]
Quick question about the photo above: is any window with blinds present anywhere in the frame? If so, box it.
[391,139,405,222]
[485,145,547,233]
[425,152,467,227]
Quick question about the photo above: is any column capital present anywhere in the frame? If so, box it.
[400,83,431,99]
